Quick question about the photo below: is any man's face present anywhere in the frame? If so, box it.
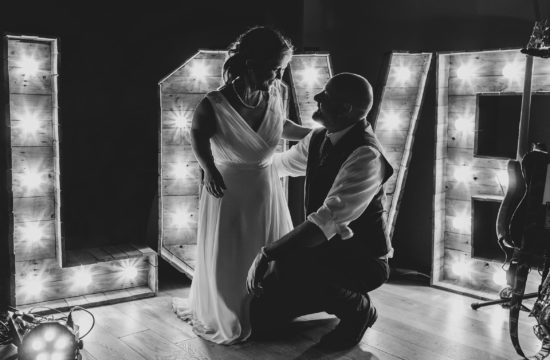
[312,79,342,128]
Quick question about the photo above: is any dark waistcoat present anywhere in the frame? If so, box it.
[305,120,394,258]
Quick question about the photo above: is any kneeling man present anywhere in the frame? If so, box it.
[247,72,394,350]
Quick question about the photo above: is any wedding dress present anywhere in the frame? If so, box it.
[173,83,293,344]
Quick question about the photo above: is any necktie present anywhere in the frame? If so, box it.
[319,134,332,164]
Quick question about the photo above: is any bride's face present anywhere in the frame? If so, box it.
[248,52,291,91]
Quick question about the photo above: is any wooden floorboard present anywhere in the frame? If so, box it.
[66,275,540,360]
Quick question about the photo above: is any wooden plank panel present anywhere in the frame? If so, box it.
[15,261,150,304]
[161,110,195,128]
[162,195,199,229]
[162,226,198,246]
[445,164,506,187]
[446,147,508,169]
[162,179,200,196]
[13,220,56,261]
[161,93,204,112]
[162,145,197,162]
[447,95,476,113]
[11,146,54,172]
[380,86,420,98]
[160,76,221,93]
[11,120,54,146]
[444,231,471,253]
[13,196,55,222]
[7,40,52,70]
[445,180,505,200]
[8,69,53,94]
[168,58,225,78]
[162,128,191,146]
[12,170,55,197]
[379,95,418,110]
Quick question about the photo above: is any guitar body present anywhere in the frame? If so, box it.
[497,160,526,251]
[509,149,550,263]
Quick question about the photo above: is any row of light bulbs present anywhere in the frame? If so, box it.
[189,60,323,88]
[451,260,508,287]
[21,262,139,299]
[456,61,524,81]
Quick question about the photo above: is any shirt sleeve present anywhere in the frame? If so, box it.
[307,145,386,241]
[272,131,312,178]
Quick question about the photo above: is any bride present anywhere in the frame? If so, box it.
[172,26,311,344]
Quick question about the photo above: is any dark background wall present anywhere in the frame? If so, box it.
[300,0,550,274]
[1,1,548,305]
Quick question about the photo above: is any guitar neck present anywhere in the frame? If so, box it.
[517,54,534,160]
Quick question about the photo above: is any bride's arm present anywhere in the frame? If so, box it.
[282,119,312,141]
[190,98,226,198]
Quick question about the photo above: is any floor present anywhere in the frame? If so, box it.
[68,268,541,360]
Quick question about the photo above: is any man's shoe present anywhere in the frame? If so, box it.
[319,295,377,350]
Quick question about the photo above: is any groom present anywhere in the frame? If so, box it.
[246,72,394,349]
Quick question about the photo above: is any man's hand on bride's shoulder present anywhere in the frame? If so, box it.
[247,251,269,297]
[203,166,226,198]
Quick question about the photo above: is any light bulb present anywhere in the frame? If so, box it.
[382,112,401,131]
[121,264,138,280]
[174,114,188,129]
[300,67,320,87]
[22,275,43,296]
[18,56,39,75]
[502,62,522,80]
[172,163,189,180]
[457,64,475,80]
[21,222,43,243]
[73,266,92,288]
[452,261,469,277]
[452,214,471,231]
[20,112,41,134]
[190,62,208,80]
[395,66,411,83]
[454,116,472,132]
[21,169,44,190]
[454,166,472,182]
[493,269,507,286]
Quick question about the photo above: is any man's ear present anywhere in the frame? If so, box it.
[340,103,353,114]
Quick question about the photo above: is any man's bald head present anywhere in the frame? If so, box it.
[312,72,374,131]
[327,72,373,116]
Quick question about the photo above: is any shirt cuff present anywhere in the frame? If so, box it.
[307,199,354,240]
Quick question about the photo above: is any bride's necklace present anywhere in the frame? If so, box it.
[232,81,266,109]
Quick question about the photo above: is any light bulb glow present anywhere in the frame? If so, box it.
[454,116,472,132]
[32,339,45,351]
[172,208,191,228]
[36,353,49,360]
[502,62,522,80]
[452,261,470,277]
[22,275,43,296]
[54,336,69,350]
[121,264,138,280]
[174,114,188,129]
[21,222,43,243]
[382,112,401,131]
[457,63,475,80]
[452,214,471,231]
[21,169,45,190]
[496,170,509,189]
[454,166,472,182]
[493,269,507,286]
[73,266,92,288]
[43,327,56,342]
[51,353,64,360]
[172,163,189,180]
[20,112,41,134]
[190,62,208,80]
[394,66,411,83]
[299,67,320,87]
[18,56,40,75]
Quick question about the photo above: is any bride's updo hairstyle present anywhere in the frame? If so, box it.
[223,26,294,84]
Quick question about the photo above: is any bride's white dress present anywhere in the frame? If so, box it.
[173,84,293,344]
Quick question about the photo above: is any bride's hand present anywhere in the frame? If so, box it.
[203,166,226,198]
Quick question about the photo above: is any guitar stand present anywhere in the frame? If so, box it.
[471,287,538,311]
